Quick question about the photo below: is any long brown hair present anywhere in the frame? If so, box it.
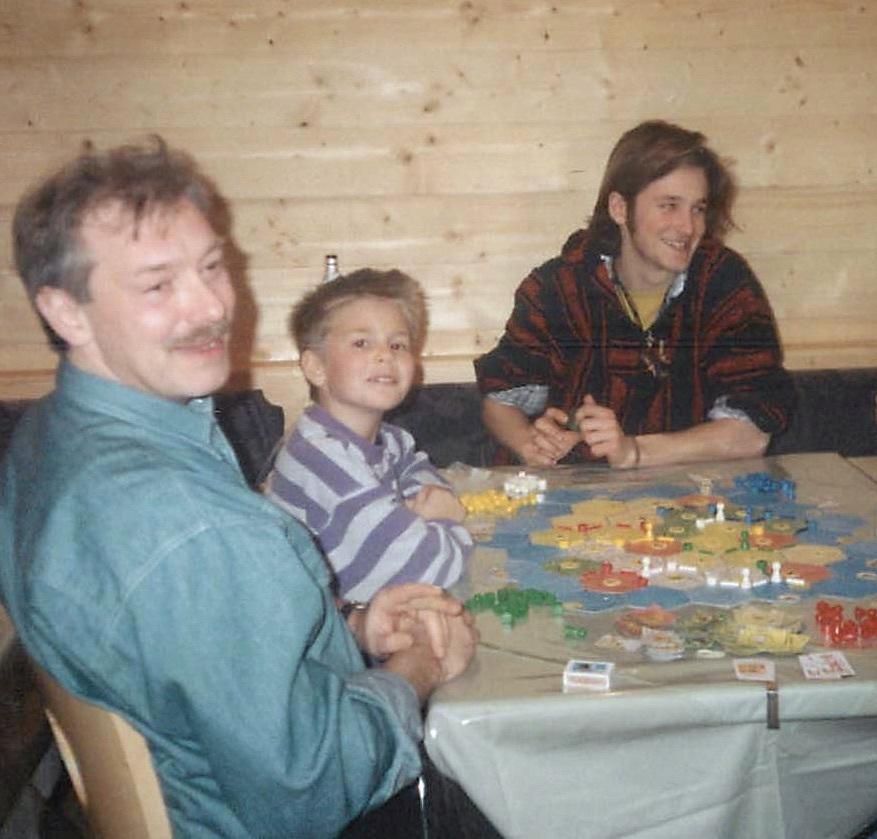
[586,120,737,254]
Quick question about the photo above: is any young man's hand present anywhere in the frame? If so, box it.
[482,400,578,466]
[573,395,639,469]
[523,407,583,464]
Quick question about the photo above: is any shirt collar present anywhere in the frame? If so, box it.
[600,254,687,301]
[304,404,386,466]
[57,360,218,446]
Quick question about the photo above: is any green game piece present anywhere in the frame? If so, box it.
[470,585,563,628]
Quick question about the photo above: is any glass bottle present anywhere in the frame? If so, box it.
[322,254,340,283]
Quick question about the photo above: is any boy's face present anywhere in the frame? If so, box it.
[302,295,417,440]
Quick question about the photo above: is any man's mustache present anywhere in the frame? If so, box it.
[168,319,231,350]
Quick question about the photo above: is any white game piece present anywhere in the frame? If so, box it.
[716,502,725,523]
[666,559,678,573]
[771,561,782,584]
[740,567,752,590]
[503,470,546,498]
[640,556,651,579]
[706,572,718,587]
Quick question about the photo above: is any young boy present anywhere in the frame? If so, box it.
[266,268,473,603]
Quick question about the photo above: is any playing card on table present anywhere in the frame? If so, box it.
[733,658,776,682]
[798,651,855,679]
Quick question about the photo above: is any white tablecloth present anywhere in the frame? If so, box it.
[426,454,877,838]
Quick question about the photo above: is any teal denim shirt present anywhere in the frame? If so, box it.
[0,362,422,837]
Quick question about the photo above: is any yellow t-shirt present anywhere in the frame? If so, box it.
[627,288,666,329]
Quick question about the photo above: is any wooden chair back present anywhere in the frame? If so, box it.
[31,663,172,839]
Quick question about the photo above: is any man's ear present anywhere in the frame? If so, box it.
[607,191,628,227]
[300,348,327,389]
[34,286,92,348]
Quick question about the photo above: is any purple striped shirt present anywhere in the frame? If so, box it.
[266,405,472,601]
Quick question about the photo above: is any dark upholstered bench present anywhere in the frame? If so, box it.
[768,369,877,458]
[387,369,877,467]
[3,370,876,473]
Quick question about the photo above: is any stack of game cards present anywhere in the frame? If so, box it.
[563,659,614,692]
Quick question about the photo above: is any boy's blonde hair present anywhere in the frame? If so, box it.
[291,267,428,356]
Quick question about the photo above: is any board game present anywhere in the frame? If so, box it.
[450,455,877,660]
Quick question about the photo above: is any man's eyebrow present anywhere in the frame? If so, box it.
[658,192,707,204]
[197,238,226,264]
[132,238,226,277]
[203,236,226,256]
[133,260,176,277]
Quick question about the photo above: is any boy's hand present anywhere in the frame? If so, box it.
[404,485,466,522]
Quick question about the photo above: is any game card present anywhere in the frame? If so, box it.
[798,651,855,679]
[563,659,614,691]
[733,658,776,682]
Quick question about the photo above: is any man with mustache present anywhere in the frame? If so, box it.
[0,138,478,837]
[476,120,796,469]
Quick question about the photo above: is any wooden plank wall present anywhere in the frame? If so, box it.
[1,0,876,423]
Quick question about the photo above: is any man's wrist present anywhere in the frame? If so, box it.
[340,600,368,643]
[382,648,443,705]
[340,600,368,620]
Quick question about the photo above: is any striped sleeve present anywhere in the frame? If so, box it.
[267,425,472,602]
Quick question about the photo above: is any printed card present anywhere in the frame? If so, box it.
[733,658,776,682]
[798,651,855,679]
